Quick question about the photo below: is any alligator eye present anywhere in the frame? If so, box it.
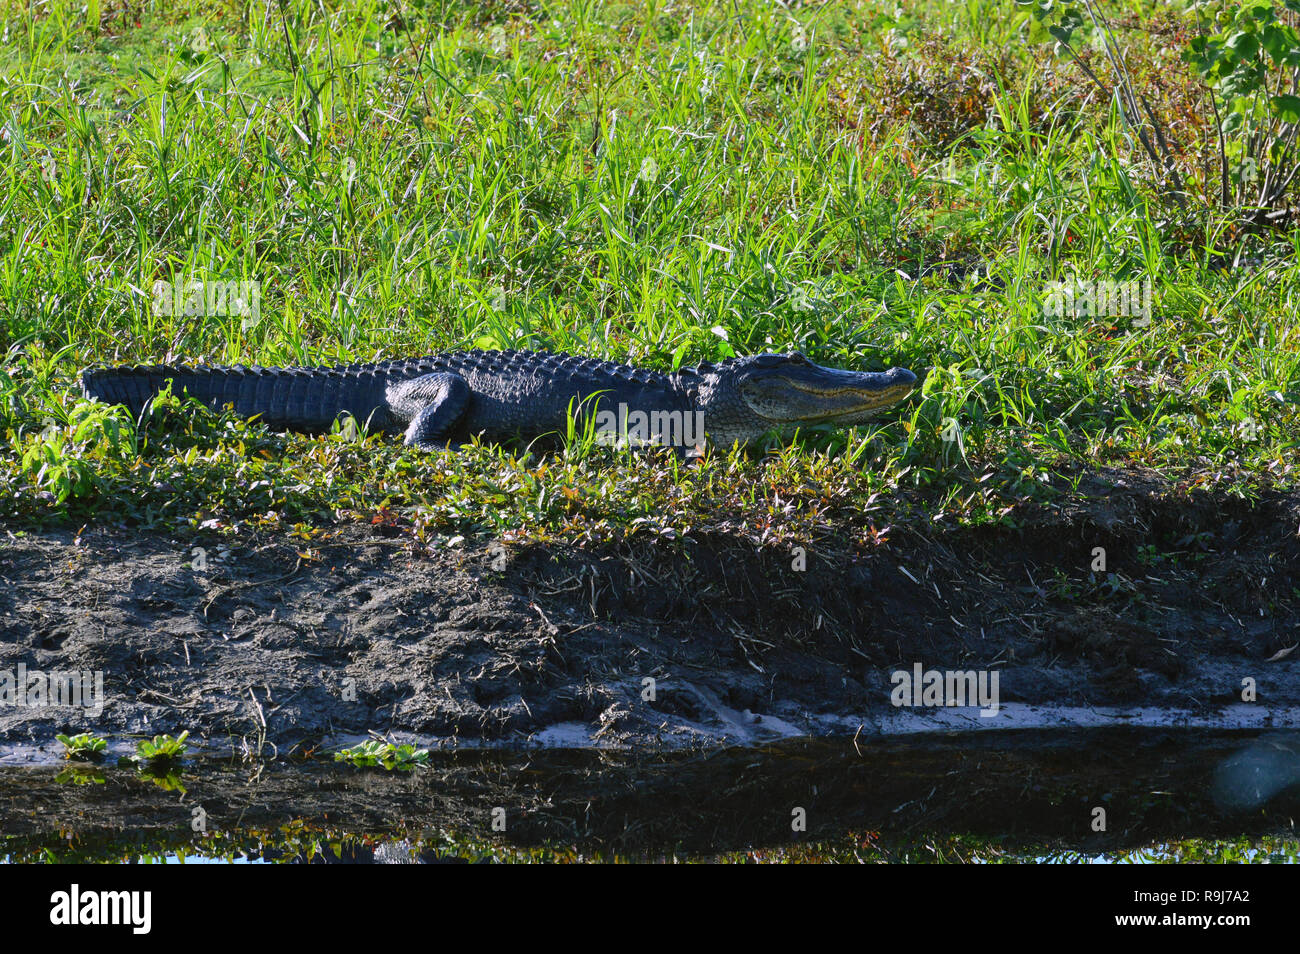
[787,351,809,364]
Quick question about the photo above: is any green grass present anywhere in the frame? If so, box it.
[4,822,1298,863]
[2,0,1298,538]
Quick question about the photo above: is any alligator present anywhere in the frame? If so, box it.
[81,349,917,451]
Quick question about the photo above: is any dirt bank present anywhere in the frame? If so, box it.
[1,467,1298,755]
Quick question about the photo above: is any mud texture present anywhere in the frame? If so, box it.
[1,467,1298,753]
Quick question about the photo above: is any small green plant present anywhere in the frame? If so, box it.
[1047,567,1080,602]
[55,732,108,761]
[1185,0,1300,216]
[140,770,188,793]
[15,399,139,505]
[54,766,107,786]
[126,731,190,770]
[334,740,430,771]
[1135,543,1163,566]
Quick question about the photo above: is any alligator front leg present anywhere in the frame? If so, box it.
[386,373,471,450]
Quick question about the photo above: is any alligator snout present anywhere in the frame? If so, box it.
[886,367,917,388]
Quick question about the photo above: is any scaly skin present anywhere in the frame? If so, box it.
[81,349,917,450]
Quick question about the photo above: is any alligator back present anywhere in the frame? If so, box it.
[81,350,690,440]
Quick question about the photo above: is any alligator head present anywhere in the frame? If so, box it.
[682,351,918,447]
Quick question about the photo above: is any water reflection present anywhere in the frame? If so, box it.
[1213,736,1300,810]
[1,729,1297,862]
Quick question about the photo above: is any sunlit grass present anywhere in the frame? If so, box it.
[1,0,1298,536]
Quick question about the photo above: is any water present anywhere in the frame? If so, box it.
[3,729,1298,863]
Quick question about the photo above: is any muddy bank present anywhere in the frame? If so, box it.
[1,468,1298,754]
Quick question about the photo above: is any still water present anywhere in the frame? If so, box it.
[3,729,1297,863]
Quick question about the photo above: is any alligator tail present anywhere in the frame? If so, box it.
[80,364,379,433]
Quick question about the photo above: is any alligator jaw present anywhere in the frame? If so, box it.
[785,367,918,420]
[738,362,918,429]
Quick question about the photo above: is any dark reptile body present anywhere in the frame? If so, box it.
[81,350,695,443]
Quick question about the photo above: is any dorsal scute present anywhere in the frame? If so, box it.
[111,349,685,386]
